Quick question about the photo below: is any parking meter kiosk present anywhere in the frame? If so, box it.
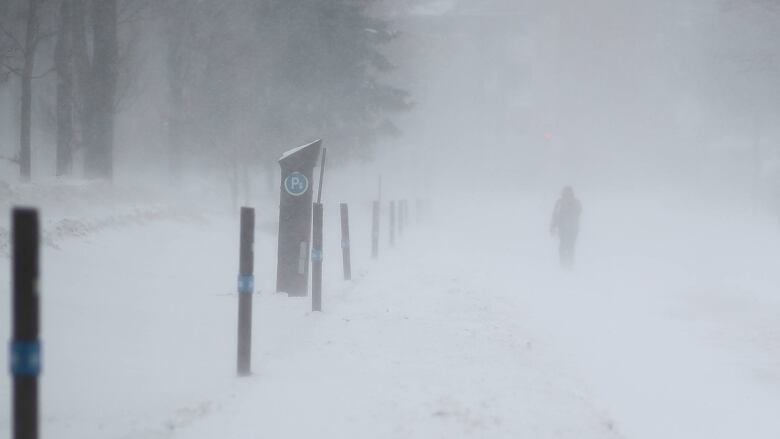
[275,139,323,296]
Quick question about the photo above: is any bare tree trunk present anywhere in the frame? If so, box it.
[230,146,239,212]
[265,159,275,194]
[168,83,184,183]
[165,1,187,185]
[241,159,251,206]
[71,0,94,173]
[19,0,41,182]
[20,64,33,181]
[751,113,763,211]
[85,0,118,179]
[55,0,74,177]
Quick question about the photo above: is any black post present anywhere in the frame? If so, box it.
[371,201,379,259]
[11,208,40,439]
[340,203,351,281]
[236,207,254,376]
[312,203,323,311]
[389,201,396,247]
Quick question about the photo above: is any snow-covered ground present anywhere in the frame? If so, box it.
[1,186,779,438]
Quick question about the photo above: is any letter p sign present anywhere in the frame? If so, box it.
[284,172,310,197]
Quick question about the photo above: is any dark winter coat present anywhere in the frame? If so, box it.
[551,195,582,237]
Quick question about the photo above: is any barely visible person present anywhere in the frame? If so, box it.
[550,186,582,269]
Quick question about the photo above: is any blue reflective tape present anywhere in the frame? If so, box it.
[237,274,254,295]
[311,249,323,262]
[10,341,41,377]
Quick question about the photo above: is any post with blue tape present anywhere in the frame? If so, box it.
[236,207,254,376]
[11,208,40,439]
[340,203,351,281]
[311,202,324,311]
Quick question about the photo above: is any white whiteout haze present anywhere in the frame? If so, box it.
[2,0,780,438]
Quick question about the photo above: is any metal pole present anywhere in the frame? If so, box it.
[236,207,254,376]
[312,202,323,311]
[340,203,351,281]
[312,148,327,310]
[371,201,379,259]
[316,148,327,204]
[11,208,40,439]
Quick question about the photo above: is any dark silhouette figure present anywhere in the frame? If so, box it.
[550,186,582,268]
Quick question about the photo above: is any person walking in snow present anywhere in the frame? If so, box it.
[550,186,582,269]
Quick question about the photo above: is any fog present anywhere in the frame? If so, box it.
[1,1,780,438]
[2,0,780,205]
[384,1,780,204]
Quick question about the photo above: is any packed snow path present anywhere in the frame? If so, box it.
[1,198,779,438]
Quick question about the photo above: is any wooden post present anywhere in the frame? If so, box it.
[312,203,324,311]
[11,208,40,439]
[236,207,254,376]
[340,203,351,281]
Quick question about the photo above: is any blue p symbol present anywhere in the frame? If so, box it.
[285,172,309,196]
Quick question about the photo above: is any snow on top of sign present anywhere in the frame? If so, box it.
[280,139,321,160]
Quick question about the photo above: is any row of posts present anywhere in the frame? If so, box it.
[6,198,427,438]
[6,140,430,438]
[372,199,412,258]
[235,195,418,377]
[234,139,427,378]
[6,198,428,439]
